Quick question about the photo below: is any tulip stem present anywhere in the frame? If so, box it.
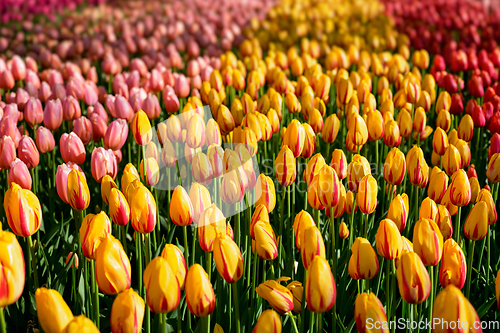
[232,283,241,333]
[0,307,6,333]
[135,232,143,296]
[299,270,307,333]
[183,226,189,269]
[278,188,286,276]
[454,206,462,244]
[91,260,100,329]
[466,240,475,299]
[309,311,315,333]
[287,312,300,333]
[121,225,128,254]
[317,313,323,333]
[27,235,39,290]
[386,258,391,325]
[176,308,181,333]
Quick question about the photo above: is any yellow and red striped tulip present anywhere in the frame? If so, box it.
[449,169,471,207]
[477,188,497,225]
[406,146,428,187]
[306,256,336,313]
[357,175,378,214]
[396,109,413,140]
[254,221,278,260]
[301,226,326,270]
[275,145,296,187]
[331,149,347,180]
[349,237,379,280]
[286,281,303,313]
[282,120,305,158]
[0,227,24,308]
[419,197,438,221]
[413,218,444,266]
[110,288,145,333]
[486,153,500,183]
[221,168,245,204]
[80,212,111,259]
[433,127,449,156]
[455,139,471,168]
[457,114,474,142]
[436,205,453,240]
[428,170,448,204]
[354,292,389,333]
[185,264,215,317]
[67,169,90,211]
[143,257,181,313]
[322,114,340,143]
[439,239,466,289]
[252,310,282,333]
[337,78,353,106]
[213,235,244,283]
[396,251,431,304]
[256,280,294,314]
[470,177,480,203]
[443,145,462,175]
[109,188,130,226]
[189,183,211,225]
[139,157,159,186]
[4,183,42,237]
[131,110,152,145]
[464,201,489,241]
[101,174,118,205]
[129,184,156,233]
[186,114,206,149]
[339,222,349,239]
[347,154,371,192]
[198,204,226,252]
[317,165,340,208]
[250,204,269,239]
[216,105,235,136]
[161,244,187,289]
[349,115,368,146]
[95,234,131,295]
[207,144,224,178]
[170,185,194,227]
[305,153,325,186]
[62,315,99,333]
[292,210,316,251]
[387,194,409,232]
[367,110,384,141]
[383,147,406,186]
[206,119,222,147]
[375,219,403,260]
[254,174,276,213]
[35,288,73,333]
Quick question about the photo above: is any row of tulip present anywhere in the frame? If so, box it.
[0,0,500,332]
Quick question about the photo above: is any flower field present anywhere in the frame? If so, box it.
[0,0,499,332]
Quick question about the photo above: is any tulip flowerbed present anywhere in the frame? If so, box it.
[0,0,500,332]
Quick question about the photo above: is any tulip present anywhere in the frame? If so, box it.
[357,175,377,215]
[317,165,340,208]
[367,110,385,141]
[301,226,326,270]
[375,219,403,260]
[250,205,270,239]
[67,169,90,211]
[322,114,340,143]
[110,288,145,333]
[413,218,444,266]
[105,119,129,150]
[387,194,409,232]
[139,157,159,187]
[285,280,303,314]
[198,204,226,252]
[383,119,401,148]
[0,228,25,308]
[161,244,187,289]
[4,182,42,237]
[487,153,500,183]
[18,135,39,169]
[94,234,131,295]
[109,188,130,227]
[274,145,296,187]
[455,139,471,168]
[419,197,438,221]
[221,167,245,204]
[254,221,278,260]
[186,114,206,149]
[43,99,63,130]
[129,185,156,234]
[432,285,481,333]
[213,234,244,283]
[185,264,215,317]
[397,109,413,139]
[253,175,276,213]
[256,280,294,314]
[252,310,282,333]
[191,152,213,185]
[449,170,471,207]
[436,205,453,240]
[457,114,474,142]
[349,237,379,280]
[354,293,389,333]
[396,251,431,304]
[337,78,353,105]
[383,148,406,186]
[35,126,55,153]
[60,132,86,165]
[406,146,429,187]
[330,149,347,180]
[463,201,489,241]
[8,159,32,190]
[347,154,371,192]
[0,136,16,169]
[443,144,462,175]
[476,189,497,225]
[131,110,152,146]
[63,315,99,332]
[306,256,336,313]
[90,147,118,183]
[206,119,222,146]
[217,105,235,136]
[433,127,449,156]
[470,177,480,203]
[282,119,305,158]
[428,170,449,204]
[439,239,466,289]
[35,288,74,333]
[143,257,181,313]
[80,212,111,260]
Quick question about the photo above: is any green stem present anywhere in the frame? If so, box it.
[427,266,434,333]
[0,307,6,333]
[386,258,391,325]
[121,225,128,254]
[299,270,307,333]
[27,235,39,290]
[309,311,315,333]
[348,193,356,248]
[135,232,143,296]
[177,308,182,333]
[232,283,241,333]
[91,260,100,328]
[278,189,286,275]
[287,312,300,333]
[454,206,462,244]
[466,240,475,299]
[183,226,189,271]
[317,313,323,333]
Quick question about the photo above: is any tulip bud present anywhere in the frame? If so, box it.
[4,182,42,237]
[301,226,326,270]
[95,234,131,295]
[442,144,462,175]
[396,251,431,304]
[217,105,235,136]
[35,288,74,333]
[457,114,474,142]
[487,153,500,183]
[252,310,282,333]
[387,194,409,232]
[161,244,187,290]
[254,221,278,260]
[357,175,377,214]
[185,264,215,317]
[35,126,55,154]
[322,114,340,143]
[0,227,25,308]
[60,132,86,165]
[63,315,99,332]
[213,235,244,283]
[199,204,226,252]
[347,154,371,192]
[131,110,152,146]
[143,257,181,313]
[439,239,466,289]
[419,197,438,221]
[317,165,340,208]
[80,212,111,260]
[463,201,489,241]
[383,119,401,148]
[129,185,157,233]
[105,119,129,151]
[275,145,296,187]
[432,285,481,332]
[306,256,336,313]
[428,170,449,204]
[383,148,406,186]
[354,292,389,333]
[449,169,471,207]
[375,219,403,260]
[110,288,145,333]
[67,169,90,211]
[337,78,353,105]
[349,237,379,280]
[254,174,277,213]
[256,280,294,314]
[286,281,303,314]
[413,218,444,266]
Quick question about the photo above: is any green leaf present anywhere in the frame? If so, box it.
[477,297,496,318]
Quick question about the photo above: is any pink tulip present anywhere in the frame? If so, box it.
[149,68,165,92]
[51,83,67,101]
[36,126,55,153]
[48,70,64,88]
[60,132,86,165]
[56,162,85,203]
[102,55,119,75]
[0,115,18,139]
[87,67,98,83]
[39,81,52,102]
[10,55,26,81]
[143,93,161,119]
[90,114,108,142]
[163,85,180,113]
[131,58,148,77]
[187,60,200,77]
[84,80,98,106]
[73,116,93,145]
[88,102,108,123]
[126,70,140,89]
[114,95,134,122]
[0,69,15,90]
[18,135,39,168]
[25,81,39,97]
[113,149,123,163]
[0,135,16,169]
[25,56,38,73]
[16,88,29,110]
[174,74,190,98]
[66,76,84,100]
[25,70,40,90]
[104,119,128,150]
[91,147,118,182]
[8,159,31,190]
[62,95,81,121]
[43,99,63,130]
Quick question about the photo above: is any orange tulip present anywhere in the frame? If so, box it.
[185,264,215,317]
[110,288,145,333]
[274,145,296,187]
[306,256,336,313]
[252,309,282,333]
[387,194,409,232]
[419,197,438,221]
[292,210,316,251]
[476,189,497,225]
[439,239,466,289]
[254,221,278,260]
[347,154,371,192]
[463,201,489,241]
[0,227,25,308]
[436,205,453,240]
[428,170,449,204]
[67,169,90,211]
[354,293,389,333]
[4,183,42,237]
[383,147,406,186]
[256,280,294,314]
[375,219,403,260]
[301,226,326,270]
[170,185,194,227]
[357,175,378,214]
[161,244,187,290]
[317,165,340,208]
[198,204,226,252]
[396,251,431,304]
[131,110,152,145]
[80,212,112,260]
[95,234,131,295]
[129,184,157,234]
[413,218,444,266]
[322,114,340,143]
[349,237,379,280]
[449,170,471,207]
